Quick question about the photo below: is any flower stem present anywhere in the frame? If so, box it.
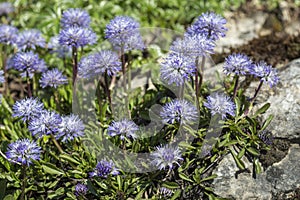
[121,48,130,119]
[233,75,239,98]
[26,70,32,97]
[104,71,113,114]
[72,46,78,87]
[50,134,64,154]
[251,80,263,103]
[20,165,27,200]
[198,56,206,94]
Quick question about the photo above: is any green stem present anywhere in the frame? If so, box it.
[20,165,27,200]
[233,75,239,98]
[244,80,263,115]
[198,56,206,94]
[121,48,130,119]
[50,134,64,154]
[26,70,32,97]
[72,47,78,87]
[104,71,113,114]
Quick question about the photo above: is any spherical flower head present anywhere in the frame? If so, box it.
[0,70,4,83]
[61,8,91,29]
[159,187,174,197]
[48,36,72,58]
[90,159,119,178]
[107,119,139,140]
[160,99,198,125]
[160,53,196,86]
[171,34,215,58]
[0,2,14,16]
[56,114,85,143]
[16,29,46,50]
[12,97,44,122]
[151,144,183,170]
[74,183,88,197]
[28,110,62,138]
[12,51,40,72]
[105,16,144,52]
[204,92,235,119]
[39,68,68,88]
[59,26,97,47]
[6,138,41,166]
[187,12,227,40]
[250,61,279,88]
[20,58,48,79]
[223,53,253,76]
[0,24,18,45]
[258,131,273,145]
[78,54,96,79]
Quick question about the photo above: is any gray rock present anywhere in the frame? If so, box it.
[212,144,300,200]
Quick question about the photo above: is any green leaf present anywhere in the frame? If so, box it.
[178,173,193,182]
[261,115,274,130]
[162,182,179,189]
[246,147,260,156]
[42,163,64,175]
[230,147,245,170]
[170,189,181,200]
[200,174,218,182]
[254,158,262,174]
[0,179,7,200]
[59,154,80,165]
[253,103,270,117]
[237,148,245,159]
[3,194,14,200]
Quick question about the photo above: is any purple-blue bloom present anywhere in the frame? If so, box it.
[58,26,97,47]
[28,110,62,138]
[187,12,227,40]
[39,68,68,88]
[223,53,253,76]
[258,131,273,145]
[249,61,279,88]
[107,119,139,140]
[0,70,4,83]
[159,187,174,197]
[78,50,121,78]
[160,53,196,86]
[0,24,18,45]
[12,51,40,72]
[204,92,236,119]
[90,159,119,178]
[20,58,48,79]
[56,114,85,142]
[0,2,14,16]
[160,99,198,125]
[6,138,41,166]
[151,144,183,170]
[16,29,46,50]
[170,34,215,58]
[75,183,88,197]
[12,97,44,122]
[105,16,144,52]
[61,8,91,29]
[48,36,72,58]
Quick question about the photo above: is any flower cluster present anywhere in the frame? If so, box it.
[204,92,236,119]
[12,97,44,122]
[39,68,68,88]
[78,50,122,78]
[60,8,91,29]
[223,53,253,76]
[105,16,144,52]
[107,119,139,140]
[0,2,14,16]
[249,61,279,88]
[151,144,183,170]
[160,99,198,125]
[48,36,72,58]
[56,114,85,142]
[16,29,46,50]
[0,24,18,45]
[0,70,4,83]
[75,183,88,197]
[90,159,119,178]
[6,138,41,166]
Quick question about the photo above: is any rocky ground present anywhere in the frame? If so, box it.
[208,1,300,199]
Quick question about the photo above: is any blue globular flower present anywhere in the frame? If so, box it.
[170,34,215,58]
[20,58,48,79]
[258,131,273,145]
[6,138,41,166]
[61,8,91,29]
[48,36,72,58]
[16,29,46,50]
[249,61,279,88]
[105,16,144,52]
[75,183,88,197]
[28,110,62,138]
[160,53,196,86]
[187,12,227,40]
[78,50,121,78]
[151,144,183,170]
[160,99,198,125]
[223,53,253,76]
[0,24,18,45]
[56,114,85,142]
[0,70,4,83]
[12,51,40,72]
[12,97,44,122]
[107,119,139,140]
[90,159,119,178]
[159,187,174,197]
[39,68,68,88]
[0,2,14,16]
[204,92,235,119]
[58,26,97,48]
